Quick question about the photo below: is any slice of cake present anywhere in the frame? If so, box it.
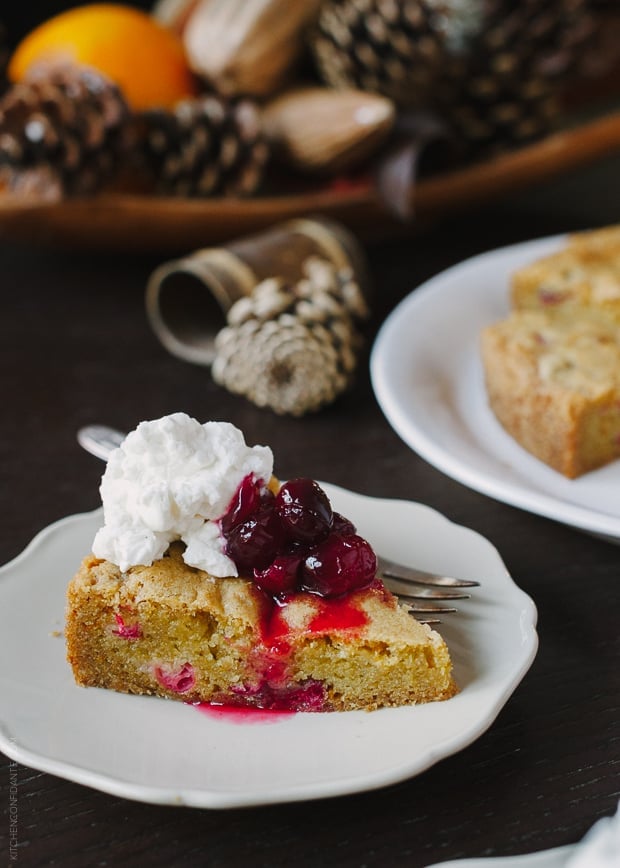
[481,308,620,478]
[511,224,620,322]
[66,414,457,711]
[66,544,456,712]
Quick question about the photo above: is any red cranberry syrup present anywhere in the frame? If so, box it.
[193,702,295,723]
[202,476,380,713]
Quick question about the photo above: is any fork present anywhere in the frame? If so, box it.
[376,556,477,623]
[77,425,479,623]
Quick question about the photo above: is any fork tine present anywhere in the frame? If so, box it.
[400,602,458,614]
[384,578,471,601]
[377,556,480,588]
[400,600,456,625]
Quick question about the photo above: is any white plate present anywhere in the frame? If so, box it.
[370,234,620,541]
[426,845,576,868]
[0,485,537,809]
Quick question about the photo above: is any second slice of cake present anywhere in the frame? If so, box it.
[481,308,620,478]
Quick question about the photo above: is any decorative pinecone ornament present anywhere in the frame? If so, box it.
[140,95,269,197]
[212,257,370,416]
[311,0,596,154]
[0,63,133,199]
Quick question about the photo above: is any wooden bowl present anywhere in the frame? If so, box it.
[0,110,619,253]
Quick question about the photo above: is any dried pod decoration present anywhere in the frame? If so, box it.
[151,0,200,36]
[311,0,596,155]
[183,0,324,97]
[0,62,133,200]
[212,257,370,416]
[262,86,395,174]
[140,94,269,196]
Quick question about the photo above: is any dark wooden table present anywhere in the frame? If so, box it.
[2,157,620,868]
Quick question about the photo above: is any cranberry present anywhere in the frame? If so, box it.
[253,554,303,596]
[331,512,356,536]
[275,478,333,544]
[225,502,286,572]
[153,662,195,694]
[220,474,262,535]
[112,613,142,639]
[301,533,377,598]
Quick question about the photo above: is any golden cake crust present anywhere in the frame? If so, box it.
[66,543,457,712]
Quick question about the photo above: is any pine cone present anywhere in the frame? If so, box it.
[212,257,369,416]
[312,0,446,107]
[311,0,595,154]
[140,95,269,197]
[0,63,133,199]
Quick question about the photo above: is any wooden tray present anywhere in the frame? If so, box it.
[1,109,619,253]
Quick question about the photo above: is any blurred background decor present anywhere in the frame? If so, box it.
[0,0,618,251]
[211,257,369,416]
[145,216,371,415]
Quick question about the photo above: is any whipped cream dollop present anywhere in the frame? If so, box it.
[92,413,273,576]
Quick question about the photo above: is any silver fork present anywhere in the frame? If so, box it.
[377,556,477,623]
[77,425,479,623]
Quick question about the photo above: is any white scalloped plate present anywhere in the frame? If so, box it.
[371,234,620,541]
[426,846,576,868]
[0,485,537,808]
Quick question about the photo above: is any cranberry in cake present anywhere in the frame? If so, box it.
[66,414,457,711]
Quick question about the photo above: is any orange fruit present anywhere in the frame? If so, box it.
[9,3,198,111]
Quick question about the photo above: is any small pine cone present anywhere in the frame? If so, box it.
[0,63,133,199]
[212,258,369,416]
[140,95,269,197]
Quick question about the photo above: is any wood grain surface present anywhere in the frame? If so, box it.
[1,155,619,868]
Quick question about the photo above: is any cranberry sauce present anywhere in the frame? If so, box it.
[307,596,369,633]
[193,702,295,723]
[261,593,370,646]
[218,475,378,601]
[233,587,370,711]
[208,475,380,713]
[229,679,326,712]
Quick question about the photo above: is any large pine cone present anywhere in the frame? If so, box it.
[0,63,133,199]
[312,0,596,153]
[312,0,447,107]
[212,257,369,416]
[140,95,269,196]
